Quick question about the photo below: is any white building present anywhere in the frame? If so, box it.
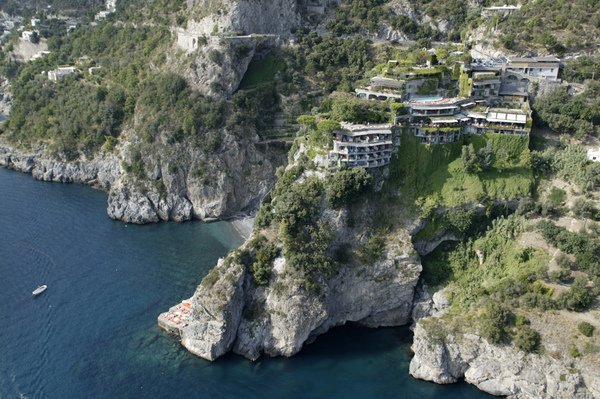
[506,57,560,81]
[588,148,600,162]
[482,5,521,16]
[330,123,396,168]
[48,66,79,81]
[106,0,117,12]
[21,30,36,41]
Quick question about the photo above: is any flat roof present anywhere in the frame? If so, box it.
[355,88,404,99]
[430,117,459,124]
[465,111,487,119]
[508,56,560,65]
[483,5,520,10]
[339,122,392,134]
[487,109,528,124]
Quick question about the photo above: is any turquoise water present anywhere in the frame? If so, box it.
[410,95,444,102]
[0,168,491,399]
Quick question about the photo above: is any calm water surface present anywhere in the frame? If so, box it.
[0,168,491,399]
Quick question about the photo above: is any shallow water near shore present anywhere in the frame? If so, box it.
[0,167,492,399]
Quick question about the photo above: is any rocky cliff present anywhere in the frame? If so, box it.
[0,127,284,223]
[160,230,421,361]
[159,159,423,360]
[172,0,300,98]
[0,142,120,190]
[410,320,598,398]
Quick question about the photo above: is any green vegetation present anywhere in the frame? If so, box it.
[3,76,126,159]
[319,94,389,124]
[534,85,600,139]
[562,56,600,83]
[537,221,600,277]
[388,131,532,209]
[238,54,285,90]
[480,303,513,344]
[290,30,373,93]
[495,0,600,52]
[244,236,279,286]
[327,168,373,209]
[271,175,337,291]
[0,23,173,158]
[513,324,541,353]
[532,145,600,192]
[326,0,388,35]
[578,322,595,337]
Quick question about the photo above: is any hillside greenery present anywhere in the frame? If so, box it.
[1,0,103,17]
[534,85,600,139]
[491,0,600,52]
[388,130,533,210]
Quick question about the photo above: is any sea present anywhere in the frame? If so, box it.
[0,167,492,399]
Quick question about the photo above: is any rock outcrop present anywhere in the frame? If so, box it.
[0,143,120,190]
[159,163,423,360]
[173,0,299,98]
[0,129,284,224]
[160,236,421,361]
[410,322,597,399]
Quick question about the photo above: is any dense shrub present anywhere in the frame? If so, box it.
[290,31,372,92]
[480,303,513,344]
[534,87,600,139]
[444,208,476,235]
[537,221,600,279]
[326,168,373,209]
[556,276,594,311]
[513,325,541,353]
[577,322,595,337]
[250,238,278,286]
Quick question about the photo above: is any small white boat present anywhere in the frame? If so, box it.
[32,285,48,296]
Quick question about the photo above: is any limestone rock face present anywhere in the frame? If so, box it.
[410,323,597,399]
[0,143,121,190]
[185,0,300,38]
[172,0,298,98]
[160,210,422,361]
[1,129,283,224]
[180,258,247,360]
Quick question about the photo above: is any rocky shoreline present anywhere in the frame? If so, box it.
[0,142,121,190]
[409,321,599,398]
[0,140,278,224]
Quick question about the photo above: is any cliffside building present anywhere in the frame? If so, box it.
[588,148,600,162]
[48,66,79,81]
[482,5,521,17]
[330,123,396,168]
[506,57,560,81]
[21,30,37,41]
[407,98,532,144]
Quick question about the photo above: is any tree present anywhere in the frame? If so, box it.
[297,115,316,128]
[316,119,341,133]
[572,198,595,219]
[480,303,513,344]
[577,321,595,337]
[557,276,593,311]
[326,168,373,209]
[461,144,479,174]
[30,31,40,44]
[477,142,495,171]
[444,208,476,235]
[514,325,541,353]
